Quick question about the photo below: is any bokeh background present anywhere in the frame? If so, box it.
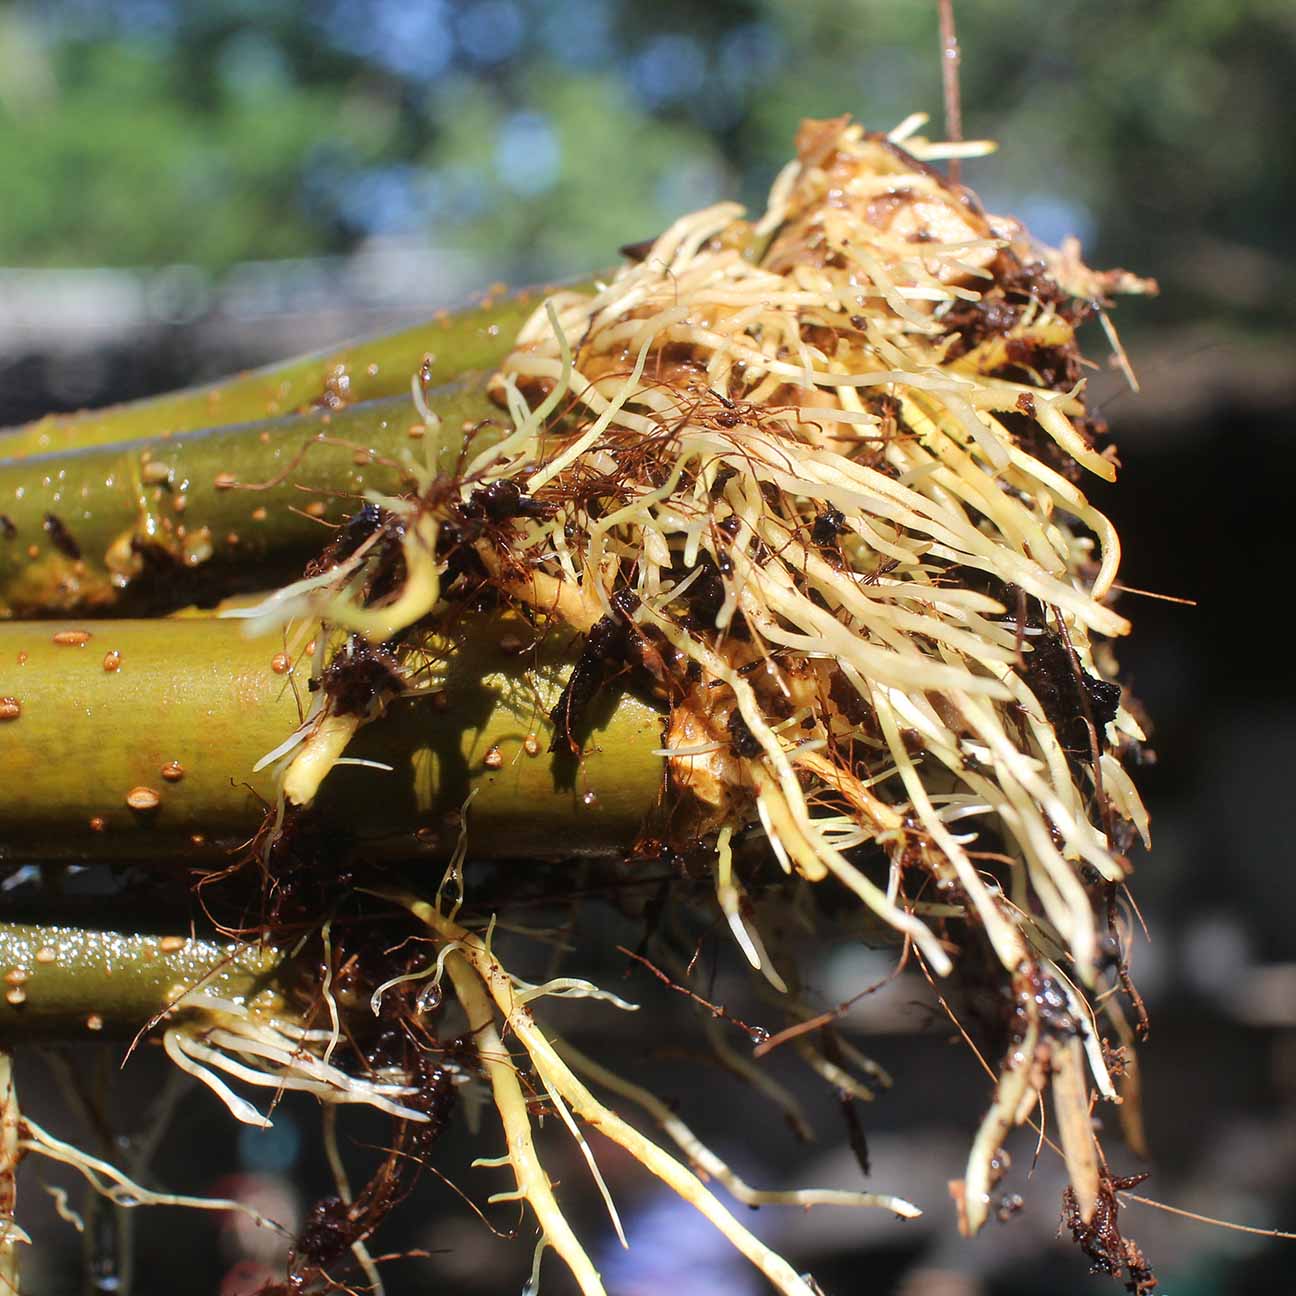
[2,2,1294,1294]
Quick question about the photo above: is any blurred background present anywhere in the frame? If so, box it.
[2,1,1294,1294]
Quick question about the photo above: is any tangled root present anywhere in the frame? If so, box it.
[237,113,1157,1286]
[484,115,1153,1237]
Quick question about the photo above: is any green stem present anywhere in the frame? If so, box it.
[0,278,592,459]
[0,922,285,1041]
[0,615,664,864]
[0,380,498,618]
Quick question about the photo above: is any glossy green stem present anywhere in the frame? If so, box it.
[0,380,499,618]
[0,921,286,1041]
[0,616,664,864]
[0,278,584,459]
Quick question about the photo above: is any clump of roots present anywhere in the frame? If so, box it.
[228,114,1158,1291]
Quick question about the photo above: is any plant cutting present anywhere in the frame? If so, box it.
[1,111,1162,1295]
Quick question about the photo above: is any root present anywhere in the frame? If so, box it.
[162,995,428,1129]
[714,826,788,992]
[1,1052,20,1295]
[18,1116,288,1238]
[447,945,606,1296]
[378,885,878,1296]
[321,1106,385,1296]
[699,1012,815,1144]
[554,1036,920,1218]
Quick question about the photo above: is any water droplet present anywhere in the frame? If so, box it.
[125,786,161,812]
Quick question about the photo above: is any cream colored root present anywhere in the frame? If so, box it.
[554,1036,921,1218]
[957,1005,1040,1237]
[18,1116,287,1237]
[328,512,442,644]
[283,712,363,807]
[384,889,833,1296]
[1051,1035,1100,1225]
[444,949,606,1296]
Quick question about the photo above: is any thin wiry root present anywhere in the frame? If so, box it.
[369,947,460,1017]
[537,1071,628,1250]
[42,1185,83,1233]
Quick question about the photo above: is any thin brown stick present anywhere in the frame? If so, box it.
[938,0,963,182]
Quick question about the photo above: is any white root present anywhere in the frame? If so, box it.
[162,992,430,1128]
[714,825,789,993]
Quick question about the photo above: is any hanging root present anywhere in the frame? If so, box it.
[320,1106,386,1296]
[374,885,919,1296]
[448,944,607,1296]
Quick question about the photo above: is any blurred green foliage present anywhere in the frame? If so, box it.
[0,0,1292,332]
